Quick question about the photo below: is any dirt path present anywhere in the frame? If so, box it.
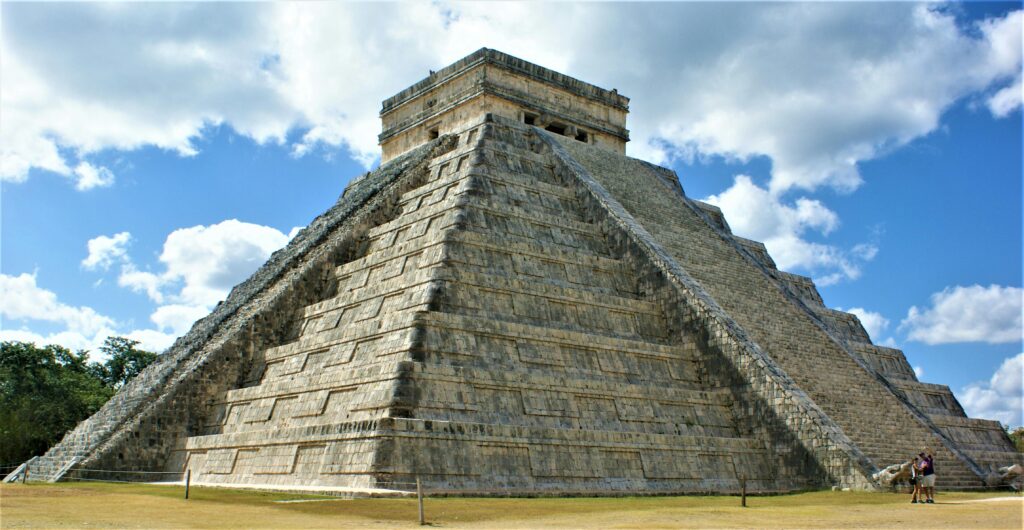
[950,496,1023,503]
[2,483,1021,529]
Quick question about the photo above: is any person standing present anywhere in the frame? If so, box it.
[910,456,921,503]
[919,449,936,503]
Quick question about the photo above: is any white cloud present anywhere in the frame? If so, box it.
[913,365,924,379]
[118,265,166,303]
[154,219,290,307]
[112,220,291,339]
[1,3,1019,194]
[705,175,874,283]
[842,307,890,342]
[82,231,132,270]
[3,218,290,357]
[62,219,293,356]
[122,329,178,353]
[901,284,1023,345]
[72,161,115,190]
[958,353,1024,427]
[0,328,100,353]
[0,271,180,357]
[150,304,208,336]
[988,74,1022,117]
[981,10,1023,117]
[0,327,176,359]
[110,219,290,308]
[0,3,295,184]
[623,5,1023,194]
[0,272,115,336]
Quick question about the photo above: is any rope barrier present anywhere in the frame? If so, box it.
[63,477,179,484]
[0,461,29,468]
[71,468,182,474]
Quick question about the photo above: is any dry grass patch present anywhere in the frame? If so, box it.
[1,482,1020,529]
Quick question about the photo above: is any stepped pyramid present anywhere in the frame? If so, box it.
[23,49,1020,494]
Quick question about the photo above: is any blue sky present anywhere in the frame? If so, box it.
[1,2,1021,426]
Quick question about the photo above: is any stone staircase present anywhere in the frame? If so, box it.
[176,116,824,494]
[554,133,992,490]
[391,121,811,493]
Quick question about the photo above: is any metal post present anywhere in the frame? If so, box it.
[741,475,747,507]
[416,475,425,525]
[185,469,191,500]
[22,465,28,484]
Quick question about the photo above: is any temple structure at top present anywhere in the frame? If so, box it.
[379,48,630,162]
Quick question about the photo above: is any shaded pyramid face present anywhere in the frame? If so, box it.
[24,51,1021,493]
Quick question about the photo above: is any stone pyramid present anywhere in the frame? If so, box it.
[24,49,1021,494]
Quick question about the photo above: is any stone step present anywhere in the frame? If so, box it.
[448,227,619,268]
[419,309,693,354]
[435,266,660,318]
[474,166,577,201]
[442,242,630,299]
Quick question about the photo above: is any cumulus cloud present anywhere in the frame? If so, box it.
[901,284,1023,344]
[82,231,132,270]
[842,307,891,342]
[626,5,1023,193]
[913,365,925,379]
[0,271,177,356]
[0,3,295,184]
[139,219,291,307]
[958,353,1024,427]
[5,218,291,356]
[2,3,1019,292]
[100,219,291,335]
[0,327,177,358]
[0,272,115,337]
[2,3,1020,193]
[118,265,165,304]
[705,175,875,283]
[980,10,1023,118]
[988,75,1022,117]
[149,304,209,336]
[72,161,115,190]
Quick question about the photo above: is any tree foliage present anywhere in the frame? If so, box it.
[1008,426,1024,453]
[0,338,158,465]
[94,337,158,389]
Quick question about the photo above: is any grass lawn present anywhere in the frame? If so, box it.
[1,482,1021,529]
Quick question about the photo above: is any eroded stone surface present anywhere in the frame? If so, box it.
[27,50,1021,494]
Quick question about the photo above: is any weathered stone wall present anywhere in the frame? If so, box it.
[182,139,471,489]
[36,108,1019,494]
[39,137,458,482]
[552,131,990,488]
[380,48,628,162]
[539,124,878,490]
[175,116,817,494]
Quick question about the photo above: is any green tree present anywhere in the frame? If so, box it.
[0,342,113,464]
[0,337,158,465]
[94,337,158,389]
[1008,426,1024,453]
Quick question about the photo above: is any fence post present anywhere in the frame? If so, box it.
[741,475,747,507]
[185,469,191,500]
[416,475,425,525]
[22,465,28,484]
